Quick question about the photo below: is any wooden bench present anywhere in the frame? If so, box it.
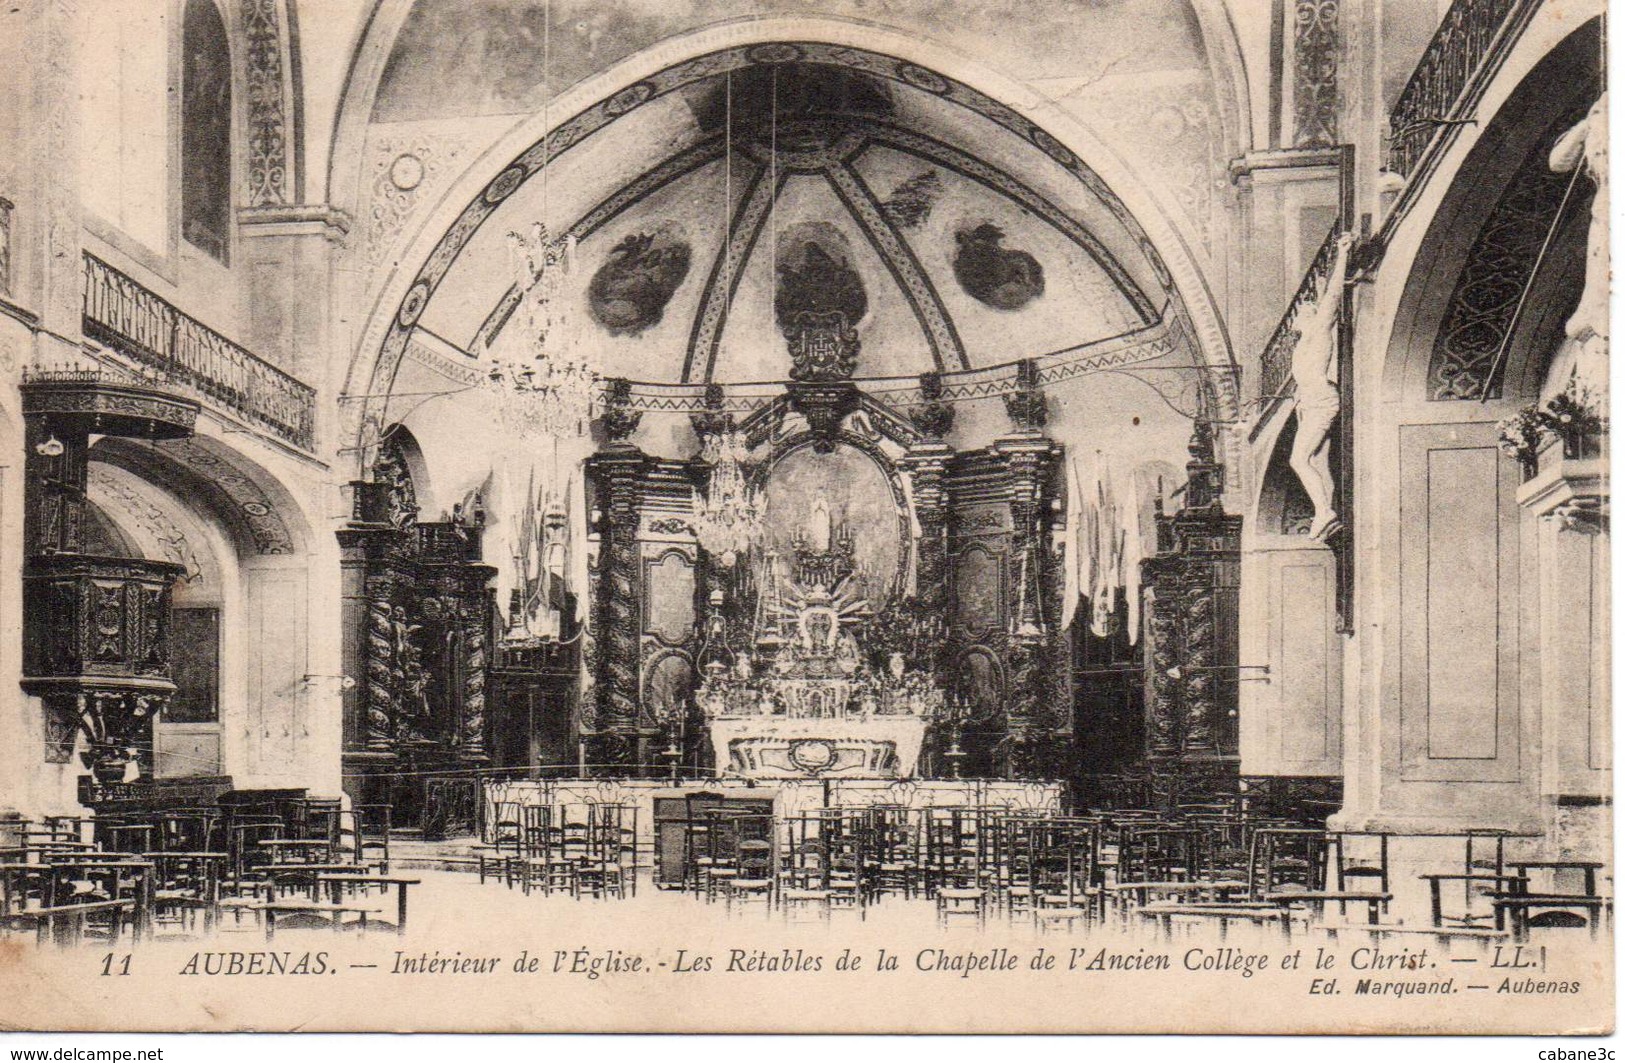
[1491,893,1609,942]
[317,874,419,935]
[219,898,385,939]
[1264,889,1393,926]
[3,900,136,946]
[936,887,986,928]
[1138,901,1290,940]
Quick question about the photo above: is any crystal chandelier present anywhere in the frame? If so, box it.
[692,427,765,565]
[485,222,599,440]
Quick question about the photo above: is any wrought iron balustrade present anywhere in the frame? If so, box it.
[81,253,316,451]
[1387,0,1539,178]
[1257,222,1343,407]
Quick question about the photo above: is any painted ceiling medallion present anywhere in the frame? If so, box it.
[776,229,867,382]
[954,222,1045,311]
[587,227,692,336]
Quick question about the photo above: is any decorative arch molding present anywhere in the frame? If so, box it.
[378,423,437,521]
[756,426,915,603]
[339,17,1238,475]
[85,463,213,583]
[954,643,1006,725]
[1184,0,1253,159]
[325,0,419,213]
[90,435,310,557]
[1373,12,1603,406]
[1423,129,1586,402]
[640,648,696,730]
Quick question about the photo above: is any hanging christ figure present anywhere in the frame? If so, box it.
[1289,231,1353,542]
[1549,92,1608,398]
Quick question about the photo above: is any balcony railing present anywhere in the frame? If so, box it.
[81,253,316,451]
[1257,221,1343,408]
[1387,0,1540,178]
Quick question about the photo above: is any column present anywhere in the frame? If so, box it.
[585,447,649,769]
[991,434,1059,778]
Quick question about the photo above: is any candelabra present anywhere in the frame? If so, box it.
[485,223,599,440]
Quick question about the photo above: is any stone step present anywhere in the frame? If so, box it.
[387,833,488,873]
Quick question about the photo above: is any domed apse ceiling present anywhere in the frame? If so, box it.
[389,53,1191,398]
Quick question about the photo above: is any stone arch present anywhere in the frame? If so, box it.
[82,432,322,789]
[337,16,1239,475]
[1380,18,1601,407]
[82,459,243,776]
[90,435,311,557]
[324,0,418,213]
[1185,0,1253,160]
[377,422,437,520]
[1251,418,1317,538]
[181,0,235,261]
[83,462,216,585]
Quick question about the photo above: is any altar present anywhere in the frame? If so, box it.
[694,499,944,779]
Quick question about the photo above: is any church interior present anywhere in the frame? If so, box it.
[0,0,1610,950]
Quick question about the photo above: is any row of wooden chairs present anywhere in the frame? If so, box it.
[0,801,406,946]
[480,802,638,900]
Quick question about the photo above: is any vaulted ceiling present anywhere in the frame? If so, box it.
[401,58,1183,388]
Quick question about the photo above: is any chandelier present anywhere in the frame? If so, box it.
[485,222,599,440]
[692,427,765,565]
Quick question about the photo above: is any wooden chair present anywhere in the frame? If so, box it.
[935,887,986,928]
[156,811,219,854]
[591,804,638,897]
[698,809,745,903]
[727,839,775,910]
[1031,819,1101,929]
[98,818,158,856]
[517,805,553,895]
[924,809,980,893]
[224,818,284,892]
[865,807,921,901]
[291,798,345,852]
[151,852,224,935]
[347,804,392,873]
[1424,831,1515,930]
[1247,828,1327,896]
[1116,825,1202,885]
[780,818,829,892]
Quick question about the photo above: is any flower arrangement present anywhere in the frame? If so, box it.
[1497,380,1609,479]
[1497,404,1549,480]
[1542,382,1607,459]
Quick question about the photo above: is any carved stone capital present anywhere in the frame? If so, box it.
[1517,458,1609,535]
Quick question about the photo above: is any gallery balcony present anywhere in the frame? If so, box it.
[1386,0,1542,182]
[80,253,317,452]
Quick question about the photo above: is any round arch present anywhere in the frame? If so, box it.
[89,434,316,559]
[1372,15,1602,408]
[1365,14,1605,409]
[337,16,1239,475]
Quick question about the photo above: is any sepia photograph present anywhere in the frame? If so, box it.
[0,0,1612,1039]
